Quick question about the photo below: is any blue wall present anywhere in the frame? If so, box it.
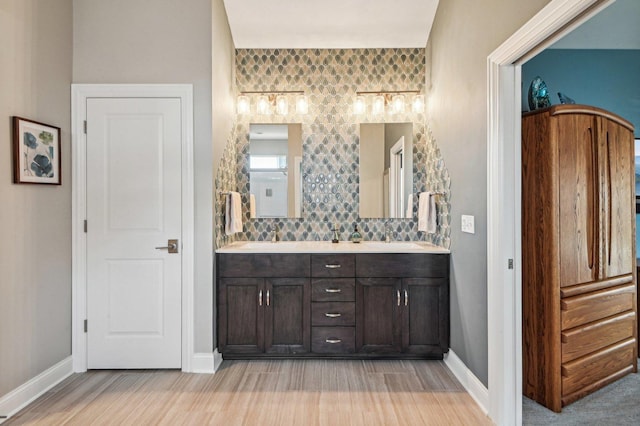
[522,49,640,137]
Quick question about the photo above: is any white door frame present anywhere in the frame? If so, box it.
[389,137,404,218]
[71,84,195,373]
[487,1,615,424]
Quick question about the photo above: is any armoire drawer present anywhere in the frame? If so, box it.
[311,302,355,326]
[561,284,635,330]
[311,278,355,301]
[561,311,636,363]
[561,338,636,398]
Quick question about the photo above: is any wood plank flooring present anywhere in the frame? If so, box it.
[6,360,491,425]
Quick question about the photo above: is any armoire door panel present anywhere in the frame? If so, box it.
[600,118,634,279]
[558,114,600,287]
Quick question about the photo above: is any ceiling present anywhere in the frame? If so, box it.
[222,0,439,48]
[250,124,288,140]
[551,0,640,49]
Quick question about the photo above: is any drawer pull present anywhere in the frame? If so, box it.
[325,288,342,293]
[397,290,401,306]
[258,290,263,306]
[325,313,342,318]
[404,289,409,306]
[325,338,342,344]
[325,264,341,269]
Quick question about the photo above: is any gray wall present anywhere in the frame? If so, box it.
[73,0,215,352]
[426,0,550,386]
[522,49,640,137]
[0,0,73,396]
[211,0,236,349]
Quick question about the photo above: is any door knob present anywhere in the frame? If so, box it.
[155,239,179,253]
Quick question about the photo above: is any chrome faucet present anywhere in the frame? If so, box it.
[384,221,392,243]
[271,224,278,243]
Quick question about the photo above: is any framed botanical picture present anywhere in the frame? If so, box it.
[12,116,61,185]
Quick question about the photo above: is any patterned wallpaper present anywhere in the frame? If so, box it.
[215,48,451,248]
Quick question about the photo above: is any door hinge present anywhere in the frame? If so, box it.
[83,120,87,134]
[84,319,88,333]
[84,220,87,233]
[508,259,514,270]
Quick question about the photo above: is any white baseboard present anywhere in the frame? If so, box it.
[0,356,73,424]
[190,351,223,374]
[444,349,489,415]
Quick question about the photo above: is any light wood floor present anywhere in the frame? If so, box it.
[6,360,491,425]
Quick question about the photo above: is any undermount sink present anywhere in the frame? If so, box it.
[357,241,424,250]
[218,240,449,254]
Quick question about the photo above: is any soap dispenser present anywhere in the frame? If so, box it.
[332,223,340,244]
[350,224,362,243]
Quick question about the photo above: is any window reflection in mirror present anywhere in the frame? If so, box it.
[249,124,303,218]
[359,123,413,219]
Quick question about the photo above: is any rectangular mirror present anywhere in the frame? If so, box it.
[249,123,303,218]
[359,123,413,218]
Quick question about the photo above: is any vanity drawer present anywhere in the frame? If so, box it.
[561,338,636,398]
[218,254,310,277]
[561,284,635,330]
[561,311,636,363]
[311,327,355,353]
[311,302,355,326]
[311,254,355,278]
[356,254,449,278]
[311,278,355,301]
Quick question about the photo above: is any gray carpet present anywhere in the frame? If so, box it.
[523,372,640,425]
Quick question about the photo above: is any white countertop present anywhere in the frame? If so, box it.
[216,240,450,254]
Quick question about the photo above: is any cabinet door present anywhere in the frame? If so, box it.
[219,278,264,354]
[402,278,449,354]
[264,278,310,354]
[558,113,601,286]
[356,278,401,353]
[600,117,634,279]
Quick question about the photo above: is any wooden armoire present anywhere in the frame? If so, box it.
[522,105,638,412]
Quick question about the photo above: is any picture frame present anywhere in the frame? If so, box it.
[12,116,61,185]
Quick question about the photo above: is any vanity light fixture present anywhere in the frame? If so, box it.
[354,90,422,115]
[237,91,307,115]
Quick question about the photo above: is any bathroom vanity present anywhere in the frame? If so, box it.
[216,241,450,359]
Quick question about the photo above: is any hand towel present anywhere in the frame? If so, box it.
[405,194,413,219]
[249,193,256,219]
[418,192,437,233]
[225,191,243,235]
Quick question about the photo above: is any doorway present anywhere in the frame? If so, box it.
[487,0,618,424]
[71,84,196,372]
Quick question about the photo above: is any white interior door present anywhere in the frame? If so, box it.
[86,97,182,369]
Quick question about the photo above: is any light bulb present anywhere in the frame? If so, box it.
[236,95,250,114]
[276,95,288,115]
[256,95,271,115]
[296,95,309,114]
[353,96,366,115]
[372,95,385,115]
[392,94,405,113]
[412,95,425,113]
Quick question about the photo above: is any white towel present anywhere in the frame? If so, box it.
[405,194,413,219]
[418,192,437,233]
[225,191,243,235]
[249,194,256,219]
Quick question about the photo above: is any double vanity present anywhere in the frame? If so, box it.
[216,241,450,360]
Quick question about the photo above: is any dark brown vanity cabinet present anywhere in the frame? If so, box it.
[218,254,311,356]
[356,254,449,357]
[217,251,449,359]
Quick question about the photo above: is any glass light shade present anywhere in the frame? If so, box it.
[353,96,366,114]
[296,95,309,114]
[276,95,288,115]
[256,95,271,115]
[412,95,425,113]
[236,95,250,114]
[372,95,385,115]
[392,94,405,113]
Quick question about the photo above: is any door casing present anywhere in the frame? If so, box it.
[71,84,195,373]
